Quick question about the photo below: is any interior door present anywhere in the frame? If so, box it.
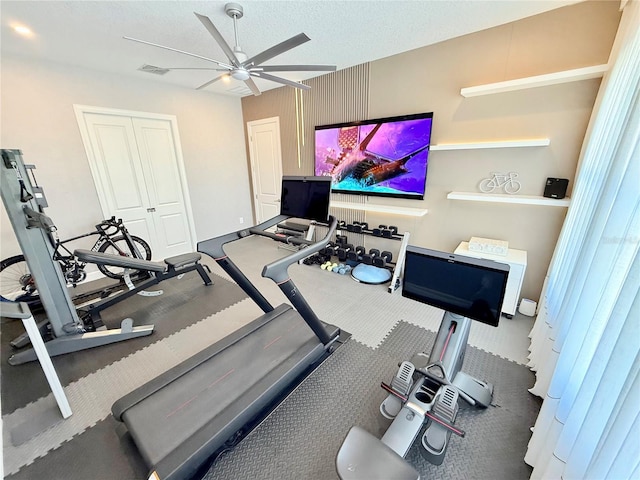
[247,117,283,223]
[81,113,157,249]
[132,118,194,259]
[77,109,195,260]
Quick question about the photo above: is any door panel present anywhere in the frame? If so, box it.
[83,114,158,250]
[133,118,192,258]
[159,213,189,247]
[248,117,283,224]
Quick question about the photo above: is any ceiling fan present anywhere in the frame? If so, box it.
[124,2,336,96]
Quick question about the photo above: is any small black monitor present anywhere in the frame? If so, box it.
[280,176,331,223]
[402,246,509,327]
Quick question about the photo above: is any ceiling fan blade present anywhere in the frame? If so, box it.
[253,72,311,90]
[196,74,228,90]
[244,78,262,96]
[164,67,228,71]
[243,33,310,68]
[124,36,233,69]
[194,12,241,67]
[255,65,337,72]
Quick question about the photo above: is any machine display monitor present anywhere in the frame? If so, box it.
[402,246,509,327]
[279,176,331,223]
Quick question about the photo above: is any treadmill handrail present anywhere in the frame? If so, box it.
[198,215,290,313]
[199,214,339,346]
[262,215,337,284]
[262,216,338,346]
[198,214,289,260]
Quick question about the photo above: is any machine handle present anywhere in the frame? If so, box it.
[262,216,337,284]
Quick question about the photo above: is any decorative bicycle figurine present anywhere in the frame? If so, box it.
[0,216,152,303]
[479,172,521,194]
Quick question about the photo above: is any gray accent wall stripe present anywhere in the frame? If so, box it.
[242,63,370,228]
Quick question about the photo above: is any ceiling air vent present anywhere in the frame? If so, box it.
[138,64,170,75]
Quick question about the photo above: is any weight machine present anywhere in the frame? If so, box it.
[1,150,160,364]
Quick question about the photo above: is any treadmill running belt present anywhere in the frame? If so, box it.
[115,304,331,480]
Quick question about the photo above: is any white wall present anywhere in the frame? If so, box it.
[0,55,253,259]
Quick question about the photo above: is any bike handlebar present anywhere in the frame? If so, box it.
[95,216,125,235]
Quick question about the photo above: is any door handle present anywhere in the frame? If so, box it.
[147,207,156,213]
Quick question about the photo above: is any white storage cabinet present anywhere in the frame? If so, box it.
[454,241,527,319]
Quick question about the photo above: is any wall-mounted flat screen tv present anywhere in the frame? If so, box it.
[280,176,331,223]
[314,112,433,200]
[402,246,509,327]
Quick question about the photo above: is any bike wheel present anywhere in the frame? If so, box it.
[504,180,522,194]
[97,235,153,280]
[479,178,496,193]
[0,254,39,303]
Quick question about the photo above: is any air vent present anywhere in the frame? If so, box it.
[228,85,253,96]
[138,64,170,75]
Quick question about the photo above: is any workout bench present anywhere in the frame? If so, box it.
[74,249,212,327]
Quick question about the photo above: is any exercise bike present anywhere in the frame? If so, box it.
[336,246,510,479]
[0,215,152,308]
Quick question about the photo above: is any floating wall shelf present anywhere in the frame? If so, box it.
[460,64,608,98]
[431,138,550,151]
[447,192,570,207]
[331,201,428,217]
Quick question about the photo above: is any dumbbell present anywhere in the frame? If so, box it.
[303,254,320,265]
[332,263,346,273]
[338,264,353,275]
[362,248,380,265]
[335,234,348,246]
[321,261,338,271]
[336,243,354,262]
[347,221,370,234]
[373,251,393,268]
[372,225,387,236]
[347,245,366,262]
[320,242,337,257]
[382,226,399,238]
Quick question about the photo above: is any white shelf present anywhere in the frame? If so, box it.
[331,201,428,217]
[447,191,570,207]
[460,64,608,98]
[431,138,549,151]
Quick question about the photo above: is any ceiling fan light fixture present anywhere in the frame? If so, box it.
[231,69,250,81]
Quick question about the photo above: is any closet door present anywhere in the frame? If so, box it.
[132,117,193,259]
[76,108,195,260]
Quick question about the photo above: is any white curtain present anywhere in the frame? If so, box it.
[525,1,640,478]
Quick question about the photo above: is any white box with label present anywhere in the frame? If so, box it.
[454,241,527,318]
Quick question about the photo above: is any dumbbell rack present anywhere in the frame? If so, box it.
[317,221,410,294]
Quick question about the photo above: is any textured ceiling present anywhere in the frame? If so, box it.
[1,0,582,97]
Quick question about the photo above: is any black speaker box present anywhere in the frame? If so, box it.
[544,178,569,199]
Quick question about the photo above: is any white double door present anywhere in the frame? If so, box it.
[75,106,196,260]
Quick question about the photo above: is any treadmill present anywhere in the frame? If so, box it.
[112,177,345,480]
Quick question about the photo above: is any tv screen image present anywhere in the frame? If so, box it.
[402,246,509,327]
[314,112,433,200]
[279,176,332,223]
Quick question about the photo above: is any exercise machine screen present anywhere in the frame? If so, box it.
[280,176,331,223]
[402,246,509,327]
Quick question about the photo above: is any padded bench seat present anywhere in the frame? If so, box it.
[74,249,201,273]
[277,220,310,233]
[336,426,420,480]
